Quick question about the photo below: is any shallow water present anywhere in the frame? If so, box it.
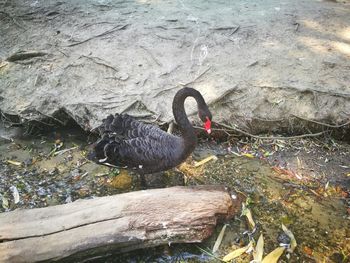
[0,126,349,262]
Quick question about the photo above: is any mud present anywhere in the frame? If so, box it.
[0,123,349,262]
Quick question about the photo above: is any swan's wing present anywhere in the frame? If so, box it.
[100,114,164,140]
[103,131,182,173]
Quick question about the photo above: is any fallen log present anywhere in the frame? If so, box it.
[0,185,241,263]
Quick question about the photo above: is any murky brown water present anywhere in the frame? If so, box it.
[0,125,349,262]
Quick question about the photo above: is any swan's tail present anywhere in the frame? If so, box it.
[88,114,127,164]
[99,114,136,136]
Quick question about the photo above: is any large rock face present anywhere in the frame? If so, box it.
[1,0,349,133]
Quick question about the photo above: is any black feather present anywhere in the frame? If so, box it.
[90,88,212,175]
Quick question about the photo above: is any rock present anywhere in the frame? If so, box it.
[109,170,132,189]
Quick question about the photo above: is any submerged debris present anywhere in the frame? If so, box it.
[261,247,285,263]
[212,224,227,254]
[281,223,297,253]
[253,234,264,262]
[222,241,253,262]
[0,127,349,262]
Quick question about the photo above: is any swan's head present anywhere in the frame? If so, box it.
[198,108,212,134]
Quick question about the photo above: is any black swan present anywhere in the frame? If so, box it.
[89,87,212,176]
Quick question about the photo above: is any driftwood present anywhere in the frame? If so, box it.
[0,185,240,262]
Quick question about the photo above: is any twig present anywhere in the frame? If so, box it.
[80,55,118,72]
[67,24,129,47]
[6,51,47,62]
[211,26,239,31]
[253,117,286,122]
[57,49,68,57]
[29,119,55,127]
[229,25,240,35]
[0,111,21,126]
[159,65,181,77]
[215,122,326,140]
[0,61,9,69]
[258,85,350,98]
[153,26,187,30]
[140,45,162,67]
[195,246,224,262]
[154,34,176,41]
[193,126,232,136]
[248,61,258,67]
[149,114,162,124]
[179,66,211,86]
[53,146,78,156]
[37,111,66,126]
[292,114,350,128]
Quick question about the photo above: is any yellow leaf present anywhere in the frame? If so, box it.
[242,153,254,158]
[222,242,252,262]
[212,224,227,253]
[241,203,256,229]
[262,247,285,263]
[253,234,264,261]
[7,160,22,166]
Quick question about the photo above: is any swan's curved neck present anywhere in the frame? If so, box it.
[172,87,207,151]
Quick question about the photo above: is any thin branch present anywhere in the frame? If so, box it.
[79,55,118,72]
[212,122,326,140]
[53,146,78,156]
[36,111,66,126]
[140,45,162,67]
[67,24,129,47]
[0,111,21,126]
[154,34,176,41]
[210,26,239,31]
[0,61,9,69]
[292,114,350,128]
[229,25,240,35]
[193,125,232,136]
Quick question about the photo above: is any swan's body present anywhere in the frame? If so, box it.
[90,87,212,174]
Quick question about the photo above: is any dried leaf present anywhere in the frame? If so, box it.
[7,160,22,166]
[212,224,227,253]
[10,186,20,204]
[242,203,256,229]
[281,224,297,253]
[222,242,252,262]
[261,247,285,263]
[253,234,264,261]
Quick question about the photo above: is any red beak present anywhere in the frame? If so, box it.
[204,117,212,134]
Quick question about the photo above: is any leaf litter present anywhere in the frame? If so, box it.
[0,127,349,262]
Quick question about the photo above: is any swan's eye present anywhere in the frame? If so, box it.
[204,117,211,134]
